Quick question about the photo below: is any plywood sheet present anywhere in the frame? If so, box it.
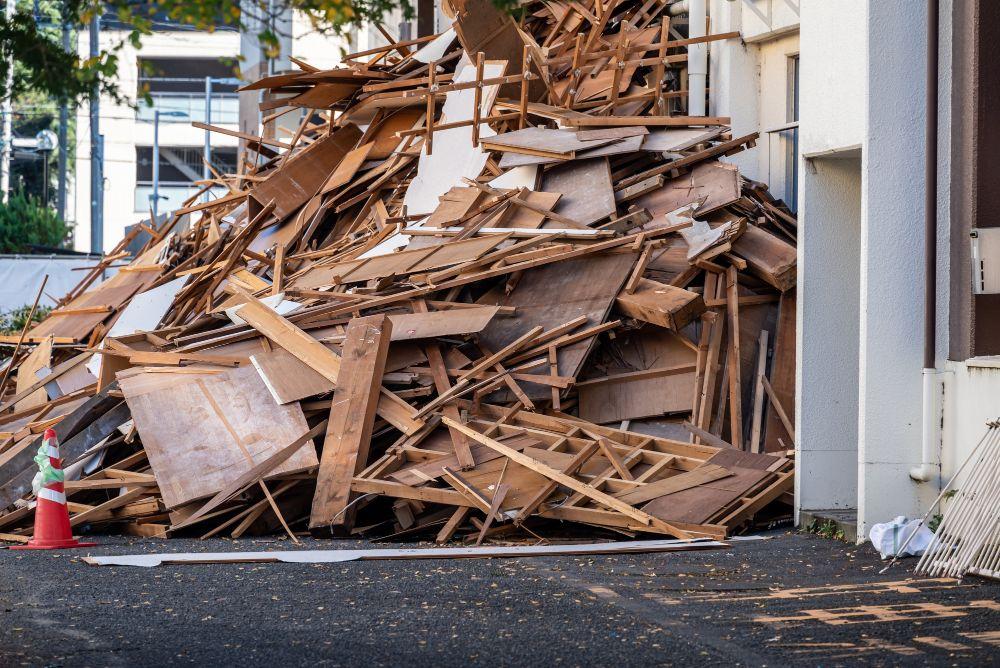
[483,127,619,157]
[540,157,616,226]
[641,128,725,153]
[499,134,643,168]
[251,124,363,220]
[27,266,161,342]
[120,364,317,508]
[578,329,696,424]
[293,234,504,288]
[251,347,333,404]
[641,465,771,525]
[15,336,52,411]
[478,251,637,400]
[635,161,740,217]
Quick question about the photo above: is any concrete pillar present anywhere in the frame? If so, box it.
[857,0,938,536]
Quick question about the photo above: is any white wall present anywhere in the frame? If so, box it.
[856,0,939,536]
[941,361,1000,494]
[793,0,866,520]
[798,0,865,155]
[796,156,861,514]
[709,0,798,205]
[0,257,112,311]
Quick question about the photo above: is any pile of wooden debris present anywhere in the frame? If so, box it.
[0,0,797,545]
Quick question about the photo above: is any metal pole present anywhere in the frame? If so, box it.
[924,0,939,371]
[202,76,212,202]
[0,0,15,203]
[57,14,69,221]
[41,154,49,205]
[88,13,103,252]
[151,109,160,219]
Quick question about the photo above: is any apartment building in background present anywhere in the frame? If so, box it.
[71,10,427,253]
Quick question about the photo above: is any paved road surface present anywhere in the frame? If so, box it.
[1,531,998,666]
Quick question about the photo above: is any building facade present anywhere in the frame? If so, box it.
[709,0,1000,539]
[70,13,407,253]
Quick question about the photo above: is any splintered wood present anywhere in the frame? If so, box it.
[0,0,798,545]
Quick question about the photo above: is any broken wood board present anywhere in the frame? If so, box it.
[478,251,637,400]
[615,278,706,331]
[634,161,740,217]
[251,124,363,220]
[119,364,318,509]
[578,329,697,424]
[540,157,617,226]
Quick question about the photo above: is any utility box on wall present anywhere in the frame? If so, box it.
[972,228,1000,294]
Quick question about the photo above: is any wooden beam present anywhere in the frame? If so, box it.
[310,314,393,533]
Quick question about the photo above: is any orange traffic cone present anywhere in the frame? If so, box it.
[12,429,96,550]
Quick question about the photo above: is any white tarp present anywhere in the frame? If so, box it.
[0,256,114,312]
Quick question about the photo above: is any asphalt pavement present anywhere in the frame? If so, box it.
[1,530,999,666]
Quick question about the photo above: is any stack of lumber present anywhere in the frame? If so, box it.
[0,0,797,545]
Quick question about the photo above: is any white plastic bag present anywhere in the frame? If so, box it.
[869,515,934,559]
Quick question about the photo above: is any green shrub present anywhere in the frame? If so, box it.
[0,189,69,253]
[0,304,51,336]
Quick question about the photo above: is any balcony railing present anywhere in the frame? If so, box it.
[136,93,239,125]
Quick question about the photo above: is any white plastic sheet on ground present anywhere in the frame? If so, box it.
[82,538,729,567]
[869,515,934,559]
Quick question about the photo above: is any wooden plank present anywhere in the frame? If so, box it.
[350,477,474,507]
[730,225,797,292]
[613,464,732,506]
[233,288,422,434]
[234,290,344,384]
[763,289,795,452]
[726,265,743,449]
[310,314,392,533]
[69,487,148,527]
[761,375,795,446]
[615,278,706,331]
[748,330,769,453]
[250,124,363,220]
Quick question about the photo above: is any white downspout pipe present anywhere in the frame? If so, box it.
[687,0,707,116]
[911,369,941,481]
[910,0,940,483]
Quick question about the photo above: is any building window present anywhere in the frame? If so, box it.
[137,57,240,125]
[134,146,237,212]
[785,54,800,213]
